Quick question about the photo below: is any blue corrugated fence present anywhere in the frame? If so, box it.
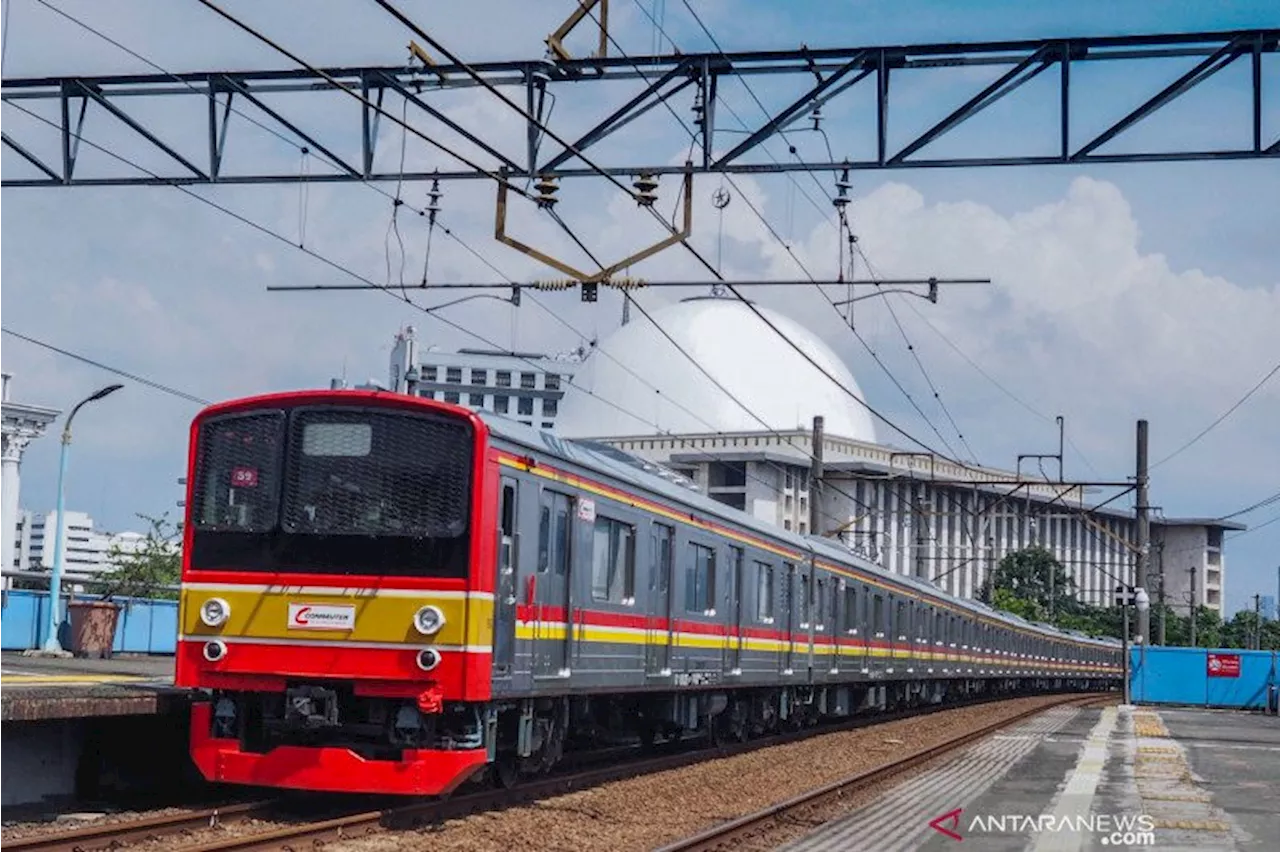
[1,589,177,654]
[1130,645,1279,711]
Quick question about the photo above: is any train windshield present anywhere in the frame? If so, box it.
[189,405,473,576]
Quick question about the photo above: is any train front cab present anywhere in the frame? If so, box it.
[175,391,498,796]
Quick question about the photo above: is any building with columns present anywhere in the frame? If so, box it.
[377,296,1241,614]
[1,374,60,585]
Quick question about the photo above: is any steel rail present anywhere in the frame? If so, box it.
[3,800,278,852]
[653,693,1114,852]
[148,690,1111,852]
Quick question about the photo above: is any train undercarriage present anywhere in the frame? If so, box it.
[196,676,1115,793]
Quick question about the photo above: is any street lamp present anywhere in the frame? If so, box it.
[41,383,123,654]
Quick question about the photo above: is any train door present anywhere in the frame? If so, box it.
[646,522,674,675]
[780,562,795,673]
[493,477,519,677]
[727,546,744,672]
[534,489,574,676]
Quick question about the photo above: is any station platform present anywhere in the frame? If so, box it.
[779,702,1280,852]
[1,651,182,721]
[1,653,194,808]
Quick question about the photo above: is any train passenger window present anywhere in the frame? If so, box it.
[652,523,674,593]
[728,547,743,611]
[500,484,516,537]
[872,594,885,635]
[799,573,811,625]
[830,580,840,631]
[754,562,775,621]
[843,585,857,633]
[591,516,635,604]
[815,578,826,628]
[895,600,907,639]
[685,543,716,613]
[537,491,572,575]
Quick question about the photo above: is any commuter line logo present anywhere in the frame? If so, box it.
[286,603,356,630]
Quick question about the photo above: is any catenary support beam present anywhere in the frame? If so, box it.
[2,29,1276,187]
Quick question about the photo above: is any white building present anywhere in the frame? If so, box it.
[551,296,1239,614]
[1,373,60,584]
[385,325,580,430]
[11,510,149,579]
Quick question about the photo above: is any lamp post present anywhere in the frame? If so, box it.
[41,383,123,654]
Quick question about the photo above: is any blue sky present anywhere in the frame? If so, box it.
[2,1,1278,614]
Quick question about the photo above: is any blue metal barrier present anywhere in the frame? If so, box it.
[1131,645,1279,711]
[1,589,177,654]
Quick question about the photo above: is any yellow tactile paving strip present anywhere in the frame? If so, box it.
[1128,708,1238,847]
[1,673,155,685]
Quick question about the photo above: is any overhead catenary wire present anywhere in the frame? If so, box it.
[1,327,212,405]
[1150,359,1280,470]
[552,2,978,471]
[12,94,865,533]
[897,296,1101,477]
[642,0,1091,469]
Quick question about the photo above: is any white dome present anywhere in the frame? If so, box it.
[556,296,877,442]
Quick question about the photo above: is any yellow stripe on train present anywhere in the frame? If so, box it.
[181,585,494,648]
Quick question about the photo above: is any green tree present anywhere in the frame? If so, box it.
[979,547,1076,615]
[100,512,182,602]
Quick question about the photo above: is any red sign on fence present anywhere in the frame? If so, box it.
[1207,653,1241,678]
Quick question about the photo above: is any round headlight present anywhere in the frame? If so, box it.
[200,597,230,627]
[417,648,442,671]
[203,640,228,662]
[413,605,445,635]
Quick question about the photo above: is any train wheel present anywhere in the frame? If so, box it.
[494,756,519,790]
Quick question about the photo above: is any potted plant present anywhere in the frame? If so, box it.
[67,513,182,658]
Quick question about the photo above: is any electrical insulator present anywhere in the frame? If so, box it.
[832,166,851,211]
[810,103,823,131]
[426,177,442,225]
[535,175,560,209]
[633,173,659,207]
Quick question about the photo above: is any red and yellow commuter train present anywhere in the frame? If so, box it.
[176,389,1121,796]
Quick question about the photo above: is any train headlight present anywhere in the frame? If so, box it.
[200,597,231,627]
[417,648,442,671]
[203,640,228,662]
[413,605,445,635]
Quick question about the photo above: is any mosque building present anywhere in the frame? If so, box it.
[384,296,1238,615]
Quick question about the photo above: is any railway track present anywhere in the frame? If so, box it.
[4,801,278,852]
[5,691,1112,852]
[654,692,1115,852]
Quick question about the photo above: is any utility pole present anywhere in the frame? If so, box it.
[809,415,824,537]
[1135,419,1151,614]
[1189,565,1198,647]
[1254,594,1262,650]
[1157,540,1167,646]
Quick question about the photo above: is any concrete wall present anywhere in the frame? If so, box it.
[1,720,84,807]
[1,590,177,653]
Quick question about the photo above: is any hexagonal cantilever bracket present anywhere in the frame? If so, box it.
[494,169,693,297]
[545,0,609,61]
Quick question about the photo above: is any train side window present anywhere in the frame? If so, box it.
[843,584,858,633]
[500,483,516,537]
[590,516,635,604]
[895,600,907,639]
[651,522,674,595]
[872,594,885,636]
[754,561,775,622]
[538,491,572,575]
[829,579,840,632]
[815,577,826,629]
[799,572,811,626]
[685,542,716,614]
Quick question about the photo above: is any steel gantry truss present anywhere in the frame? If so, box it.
[2,29,1277,188]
